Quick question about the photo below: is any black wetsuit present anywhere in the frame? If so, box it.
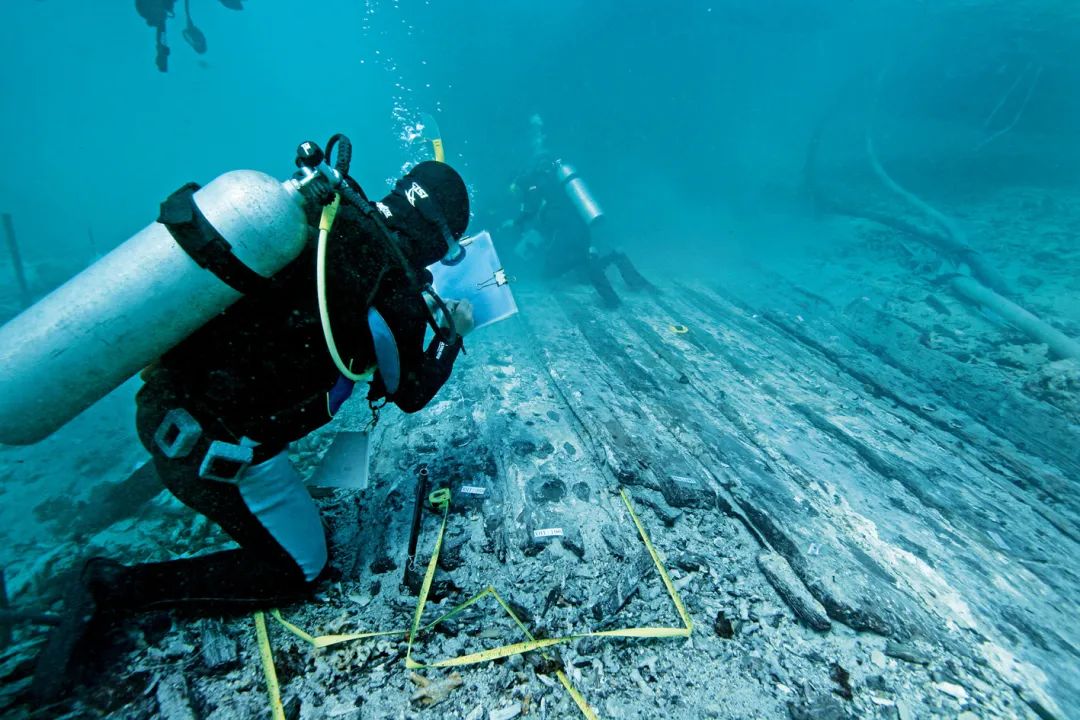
[512,164,651,307]
[128,194,461,607]
[29,161,472,708]
[138,197,460,453]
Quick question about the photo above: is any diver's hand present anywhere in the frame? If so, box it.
[447,299,475,337]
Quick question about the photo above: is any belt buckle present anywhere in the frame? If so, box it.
[198,440,254,484]
[153,408,202,459]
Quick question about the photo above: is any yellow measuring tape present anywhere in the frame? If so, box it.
[255,488,691,719]
[254,611,286,720]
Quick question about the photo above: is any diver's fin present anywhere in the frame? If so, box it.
[28,560,118,706]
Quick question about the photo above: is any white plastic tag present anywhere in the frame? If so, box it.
[308,431,371,490]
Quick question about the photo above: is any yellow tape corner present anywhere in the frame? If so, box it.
[257,487,690,720]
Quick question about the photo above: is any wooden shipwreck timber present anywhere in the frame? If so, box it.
[1,277,1076,719]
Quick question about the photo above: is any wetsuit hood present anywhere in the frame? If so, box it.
[379,161,470,267]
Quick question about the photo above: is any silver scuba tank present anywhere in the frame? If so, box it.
[0,169,312,445]
[554,160,603,225]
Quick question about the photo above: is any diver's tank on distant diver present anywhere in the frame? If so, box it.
[554,159,604,226]
[0,141,343,445]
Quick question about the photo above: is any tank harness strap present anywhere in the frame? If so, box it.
[158,182,271,295]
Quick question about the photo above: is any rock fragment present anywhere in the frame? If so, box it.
[409,671,463,707]
[635,491,683,527]
[713,610,735,639]
[489,702,522,720]
[829,663,853,700]
[657,469,712,509]
[198,619,239,674]
[933,681,968,702]
[592,552,653,625]
[884,641,930,665]
[787,693,851,719]
[154,674,197,720]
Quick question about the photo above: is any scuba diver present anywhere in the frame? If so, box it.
[25,137,474,704]
[136,0,243,72]
[506,115,653,308]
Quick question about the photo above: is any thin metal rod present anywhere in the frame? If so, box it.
[2,213,30,308]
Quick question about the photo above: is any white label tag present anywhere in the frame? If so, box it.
[307,431,371,490]
[671,475,698,486]
[460,485,486,496]
[533,527,564,538]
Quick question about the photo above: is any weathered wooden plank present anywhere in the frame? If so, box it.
[517,289,923,639]
[666,279,1080,714]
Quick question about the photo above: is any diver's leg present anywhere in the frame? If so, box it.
[31,448,326,704]
[609,251,654,291]
[584,256,621,308]
[113,449,329,610]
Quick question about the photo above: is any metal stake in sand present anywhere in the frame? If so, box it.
[2,213,30,308]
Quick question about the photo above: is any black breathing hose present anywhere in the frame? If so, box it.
[325,134,352,176]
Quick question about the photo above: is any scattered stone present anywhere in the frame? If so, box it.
[757,551,831,631]
[154,674,197,720]
[629,667,653,696]
[830,663,853,700]
[870,650,887,669]
[673,552,709,572]
[934,681,968,702]
[489,701,522,720]
[198,620,239,673]
[713,610,735,639]
[409,671,463,707]
[465,706,484,720]
[635,492,683,527]
[958,712,979,720]
[592,551,653,625]
[656,462,714,508]
[511,438,537,457]
[601,524,630,559]
[370,555,397,574]
[884,641,930,665]
[437,537,466,571]
[788,693,850,720]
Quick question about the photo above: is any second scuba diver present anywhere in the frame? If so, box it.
[505,115,654,308]
[31,148,474,704]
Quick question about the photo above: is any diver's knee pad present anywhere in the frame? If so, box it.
[237,452,328,582]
